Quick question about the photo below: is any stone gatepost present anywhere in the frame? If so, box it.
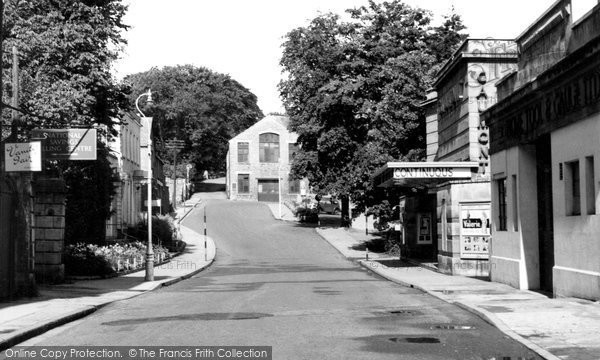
[33,178,66,283]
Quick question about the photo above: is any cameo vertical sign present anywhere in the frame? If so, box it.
[4,142,42,171]
[31,128,97,160]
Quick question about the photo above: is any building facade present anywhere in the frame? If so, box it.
[227,115,307,202]
[136,116,169,216]
[106,112,143,238]
[374,39,518,276]
[483,0,600,299]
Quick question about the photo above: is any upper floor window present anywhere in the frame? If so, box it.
[289,143,298,162]
[259,133,279,163]
[238,142,249,163]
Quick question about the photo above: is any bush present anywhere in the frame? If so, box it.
[153,215,177,244]
[288,198,319,223]
[127,215,177,245]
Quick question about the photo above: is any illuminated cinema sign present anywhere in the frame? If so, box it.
[31,128,97,160]
[393,166,472,179]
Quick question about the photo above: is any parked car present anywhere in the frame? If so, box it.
[318,195,340,214]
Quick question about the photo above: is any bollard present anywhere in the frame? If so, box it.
[204,207,208,261]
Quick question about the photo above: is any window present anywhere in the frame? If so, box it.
[586,156,596,215]
[237,174,249,193]
[497,178,507,231]
[259,133,279,163]
[289,143,298,162]
[237,142,249,163]
[512,175,518,231]
[566,161,581,216]
[289,178,300,194]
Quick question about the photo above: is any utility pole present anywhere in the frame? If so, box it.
[165,138,185,210]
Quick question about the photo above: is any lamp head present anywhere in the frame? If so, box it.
[146,89,154,105]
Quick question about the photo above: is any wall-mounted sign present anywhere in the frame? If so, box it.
[5,142,42,172]
[417,213,432,245]
[393,166,472,179]
[144,199,162,207]
[459,203,491,259]
[31,128,97,160]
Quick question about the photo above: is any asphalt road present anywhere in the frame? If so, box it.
[18,198,541,360]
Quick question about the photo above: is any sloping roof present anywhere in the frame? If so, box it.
[229,115,291,142]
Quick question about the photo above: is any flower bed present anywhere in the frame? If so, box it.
[64,242,171,277]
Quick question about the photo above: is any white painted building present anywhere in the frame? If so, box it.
[483,0,600,299]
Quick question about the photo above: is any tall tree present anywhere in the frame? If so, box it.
[279,0,467,218]
[2,0,130,243]
[124,65,263,176]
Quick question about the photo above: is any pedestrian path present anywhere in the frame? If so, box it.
[0,194,216,351]
[316,227,600,360]
[266,202,297,221]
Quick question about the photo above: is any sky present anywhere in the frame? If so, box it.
[113,0,567,115]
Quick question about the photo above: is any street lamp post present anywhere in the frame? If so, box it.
[186,164,192,200]
[136,89,154,282]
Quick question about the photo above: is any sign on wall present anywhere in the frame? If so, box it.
[31,128,97,160]
[459,203,491,259]
[4,142,42,172]
[417,213,433,245]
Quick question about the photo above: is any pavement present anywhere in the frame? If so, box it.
[315,226,600,360]
[0,193,216,351]
[265,202,297,221]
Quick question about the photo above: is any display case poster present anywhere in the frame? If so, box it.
[417,213,432,244]
[459,203,491,259]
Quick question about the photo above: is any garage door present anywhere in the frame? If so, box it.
[257,179,279,202]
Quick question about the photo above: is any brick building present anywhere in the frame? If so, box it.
[226,115,307,202]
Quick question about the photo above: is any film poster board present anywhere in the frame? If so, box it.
[417,213,432,244]
[459,203,491,259]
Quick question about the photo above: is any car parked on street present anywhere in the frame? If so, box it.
[318,195,340,214]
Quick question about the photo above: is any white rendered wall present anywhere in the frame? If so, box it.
[551,113,600,300]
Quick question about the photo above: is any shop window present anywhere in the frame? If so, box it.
[586,156,596,215]
[237,174,249,193]
[496,178,507,231]
[512,175,518,231]
[289,143,298,162]
[566,161,581,216]
[259,133,279,163]
[289,178,300,194]
[237,142,249,163]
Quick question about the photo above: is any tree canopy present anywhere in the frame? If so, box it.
[2,0,130,132]
[124,65,263,177]
[279,0,467,214]
[1,0,130,243]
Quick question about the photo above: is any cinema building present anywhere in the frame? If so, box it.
[482,0,600,299]
[374,38,518,276]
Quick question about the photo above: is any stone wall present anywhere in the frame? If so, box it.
[33,178,66,284]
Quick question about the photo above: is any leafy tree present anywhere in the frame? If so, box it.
[124,65,263,177]
[279,0,467,219]
[1,0,130,243]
